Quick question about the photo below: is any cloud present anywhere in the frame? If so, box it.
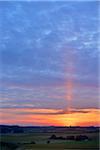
[0,1,99,125]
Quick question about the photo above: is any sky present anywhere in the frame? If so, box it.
[0,1,100,126]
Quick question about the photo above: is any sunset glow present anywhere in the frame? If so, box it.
[0,1,99,126]
[0,108,100,126]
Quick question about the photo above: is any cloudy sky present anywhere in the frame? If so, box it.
[0,1,99,126]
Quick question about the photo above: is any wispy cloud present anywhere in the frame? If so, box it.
[0,1,99,125]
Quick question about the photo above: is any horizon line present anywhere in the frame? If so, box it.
[0,124,99,128]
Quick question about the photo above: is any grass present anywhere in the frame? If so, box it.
[20,140,99,150]
[0,130,99,150]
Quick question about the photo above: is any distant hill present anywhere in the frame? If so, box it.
[0,125,99,134]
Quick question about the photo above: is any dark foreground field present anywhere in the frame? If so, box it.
[0,126,99,150]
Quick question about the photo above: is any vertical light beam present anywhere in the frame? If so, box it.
[64,48,75,113]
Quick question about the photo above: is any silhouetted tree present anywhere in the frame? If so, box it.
[66,136,75,140]
[31,141,36,144]
[49,134,57,139]
[75,135,89,141]
[47,140,50,144]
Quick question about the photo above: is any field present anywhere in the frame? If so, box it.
[0,127,99,150]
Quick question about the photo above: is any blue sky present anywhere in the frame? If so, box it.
[0,1,99,124]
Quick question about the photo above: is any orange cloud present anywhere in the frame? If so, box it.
[0,108,100,126]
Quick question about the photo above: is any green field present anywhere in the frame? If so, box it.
[0,130,99,150]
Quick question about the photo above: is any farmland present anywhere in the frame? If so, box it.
[0,126,99,150]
